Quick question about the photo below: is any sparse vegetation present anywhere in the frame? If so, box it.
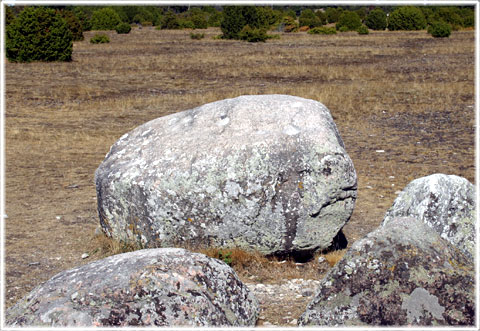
[239,25,269,42]
[308,26,337,35]
[190,32,205,40]
[281,15,299,32]
[90,33,110,44]
[115,22,132,34]
[357,25,369,35]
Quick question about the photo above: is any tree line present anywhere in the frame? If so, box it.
[5,5,475,62]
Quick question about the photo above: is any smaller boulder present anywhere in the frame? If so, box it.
[299,217,475,326]
[382,174,475,260]
[6,248,259,327]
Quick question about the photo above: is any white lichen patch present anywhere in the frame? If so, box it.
[382,174,475,260]
[401,287,445,324]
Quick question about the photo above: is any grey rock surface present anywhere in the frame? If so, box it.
[5,248,259,327]
[382,174,475,260]
[299,217,475,326]
[95,95,357,255]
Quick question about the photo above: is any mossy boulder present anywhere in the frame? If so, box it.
[299,217,474,326]
[95,95,357,256]
[6,248,259,327]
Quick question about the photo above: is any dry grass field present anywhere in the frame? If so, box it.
[4,27,475,325]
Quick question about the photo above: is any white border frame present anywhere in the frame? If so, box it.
[0,1,478,330]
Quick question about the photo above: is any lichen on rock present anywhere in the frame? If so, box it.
[382,174,475,260]
[95,95,357,255]
[5,248,259,327]
[299,217,475,326]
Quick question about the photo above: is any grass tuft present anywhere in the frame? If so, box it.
[90,232,143,257]
[317,249,348,267]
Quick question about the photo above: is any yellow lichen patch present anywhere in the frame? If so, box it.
[187,218,193,222]
[447,258,471,273]
[298,181,304,189]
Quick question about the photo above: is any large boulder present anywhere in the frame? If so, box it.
[299,217,475,326]
[95,95,357,255]
[382,174,475,260]
[5,248,259,327]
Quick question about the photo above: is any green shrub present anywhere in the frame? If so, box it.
[284,9,297,20]
[179,19,195,29]
[207,11,223,27]
[58,10,84,41]
[388,6,427,31]
[315,10,327,25]
[217,250,233,266]
[160,10,181,29]
[191,14,208,29]
[90,33,110,44]
[6,7,73,62]
[355,7,367,21]
[325,7,341,23]
[73,7,93,31]
[239,25,268,42]
[365,8,387,30]
[428,21,451,37]
[338,26,349,32]
[336,11,362,31]
[92,8,122,30]
[281,15,299,32]
[221,6,270,39]
[460,8,474,28]
[241,6,261,28]
[357,25,369,35]
[132,13,144,24]
[190,32,205,40]
[429,7,463,30]
[5,6,15,26]
[220,6,246,39]
[299,9,322,28]
[308,26,337,35]
[257,6,283,28]
[115,22,131,34]
[91,8,121,30]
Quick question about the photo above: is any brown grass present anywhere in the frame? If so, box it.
[90,233,329,284]
[317,249,348,267]
[4,27,475,325]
